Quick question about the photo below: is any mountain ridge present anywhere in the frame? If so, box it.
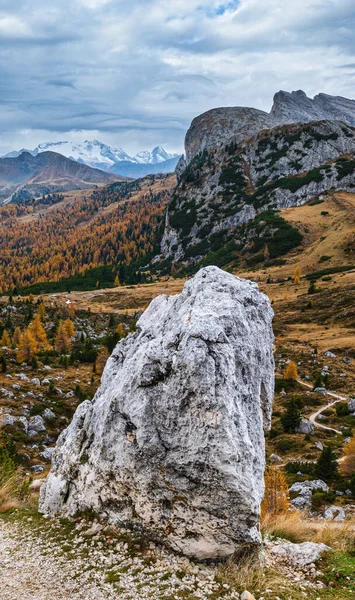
[3,140,181,178]
[162,90,355,268]
[0,151,124,204]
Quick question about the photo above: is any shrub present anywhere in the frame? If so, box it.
[315,445,338,481]
[311,490,336,511]
[280,398,301,433]
[336,402,350,417]
[276,437,295,452]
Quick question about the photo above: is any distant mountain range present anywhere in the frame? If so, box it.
[3,141,181,178]
[0,151,124,205]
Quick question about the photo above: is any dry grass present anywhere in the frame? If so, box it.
[216,551,302,599]
[262,510,355,552]
[0,475,22,513]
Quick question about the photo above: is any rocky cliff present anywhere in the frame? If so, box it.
[39,266,274,560]
[162,90,355,266]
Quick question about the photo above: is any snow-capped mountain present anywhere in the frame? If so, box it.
[3,141,180,177]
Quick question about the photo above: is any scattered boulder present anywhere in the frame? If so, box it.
[314,387,327,395]
[31,378,41,386]
[40,447,55,462]
[0,388,14,399]
[39,266,275,560]
[270,541,330,566]
[0,414,16,429]
[324,350,336,358]
[270,453,283,463]
[28,415,46,434]
[42,408,56,421]
[324,505,345,521]
[18,373,29,382]
[295,419,314,435]
[289,480,329,510]
[17,416,28,433]
[315,442,323,450]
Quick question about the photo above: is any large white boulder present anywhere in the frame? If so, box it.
[39,266,274,560]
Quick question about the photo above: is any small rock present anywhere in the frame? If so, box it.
[295,419,314,435]
[324,506,345,521]
[324,351,336,358]
[42,408,56,421]
[241,592,255,600]
[314,387,327,395]
[28,415,46,433]
[31,378,41,386]
[271,541,330,566]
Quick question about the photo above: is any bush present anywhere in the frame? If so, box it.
[311,490,336,511]
[276,438,296,453]
[315,445,338,481]
[285,461,314,475]
[336,402,350,417]
[280,398,301,433]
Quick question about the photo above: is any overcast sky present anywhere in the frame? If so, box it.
[1,0,355,155]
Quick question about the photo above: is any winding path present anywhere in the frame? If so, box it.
[298,379,347,435]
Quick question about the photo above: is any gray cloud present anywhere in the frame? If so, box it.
[1,0,355,154]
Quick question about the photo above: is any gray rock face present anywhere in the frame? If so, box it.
[271,90,355,126]
[163,118,355,262]
[185,107,278,162]
[39,266,274,560]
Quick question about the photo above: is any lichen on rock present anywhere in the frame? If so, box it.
[39,266,274,560]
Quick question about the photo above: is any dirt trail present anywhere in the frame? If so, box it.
[298,379,347,435]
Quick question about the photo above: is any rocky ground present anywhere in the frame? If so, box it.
[1,507,348,600]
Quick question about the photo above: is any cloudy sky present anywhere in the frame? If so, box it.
[1,0,355,155]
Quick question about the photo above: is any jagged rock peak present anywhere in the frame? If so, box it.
[271,89,355,125]
[39,266,274,560]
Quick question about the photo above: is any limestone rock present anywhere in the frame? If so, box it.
[348,398,355,414]
[290,480,329,510]
[324,505,345,521]
[270,541,330,566]
[271,90,355,126]
[43,408,56,421]
[295,419,314,435]
[39,266,274,560]
[28,415,46,434]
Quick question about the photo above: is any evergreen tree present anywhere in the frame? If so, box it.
[315,445,338,481]
[0,355,6,373]
[280,397,301,433]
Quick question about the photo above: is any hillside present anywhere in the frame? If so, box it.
[0,151,124,205]
[0,174,175,294]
